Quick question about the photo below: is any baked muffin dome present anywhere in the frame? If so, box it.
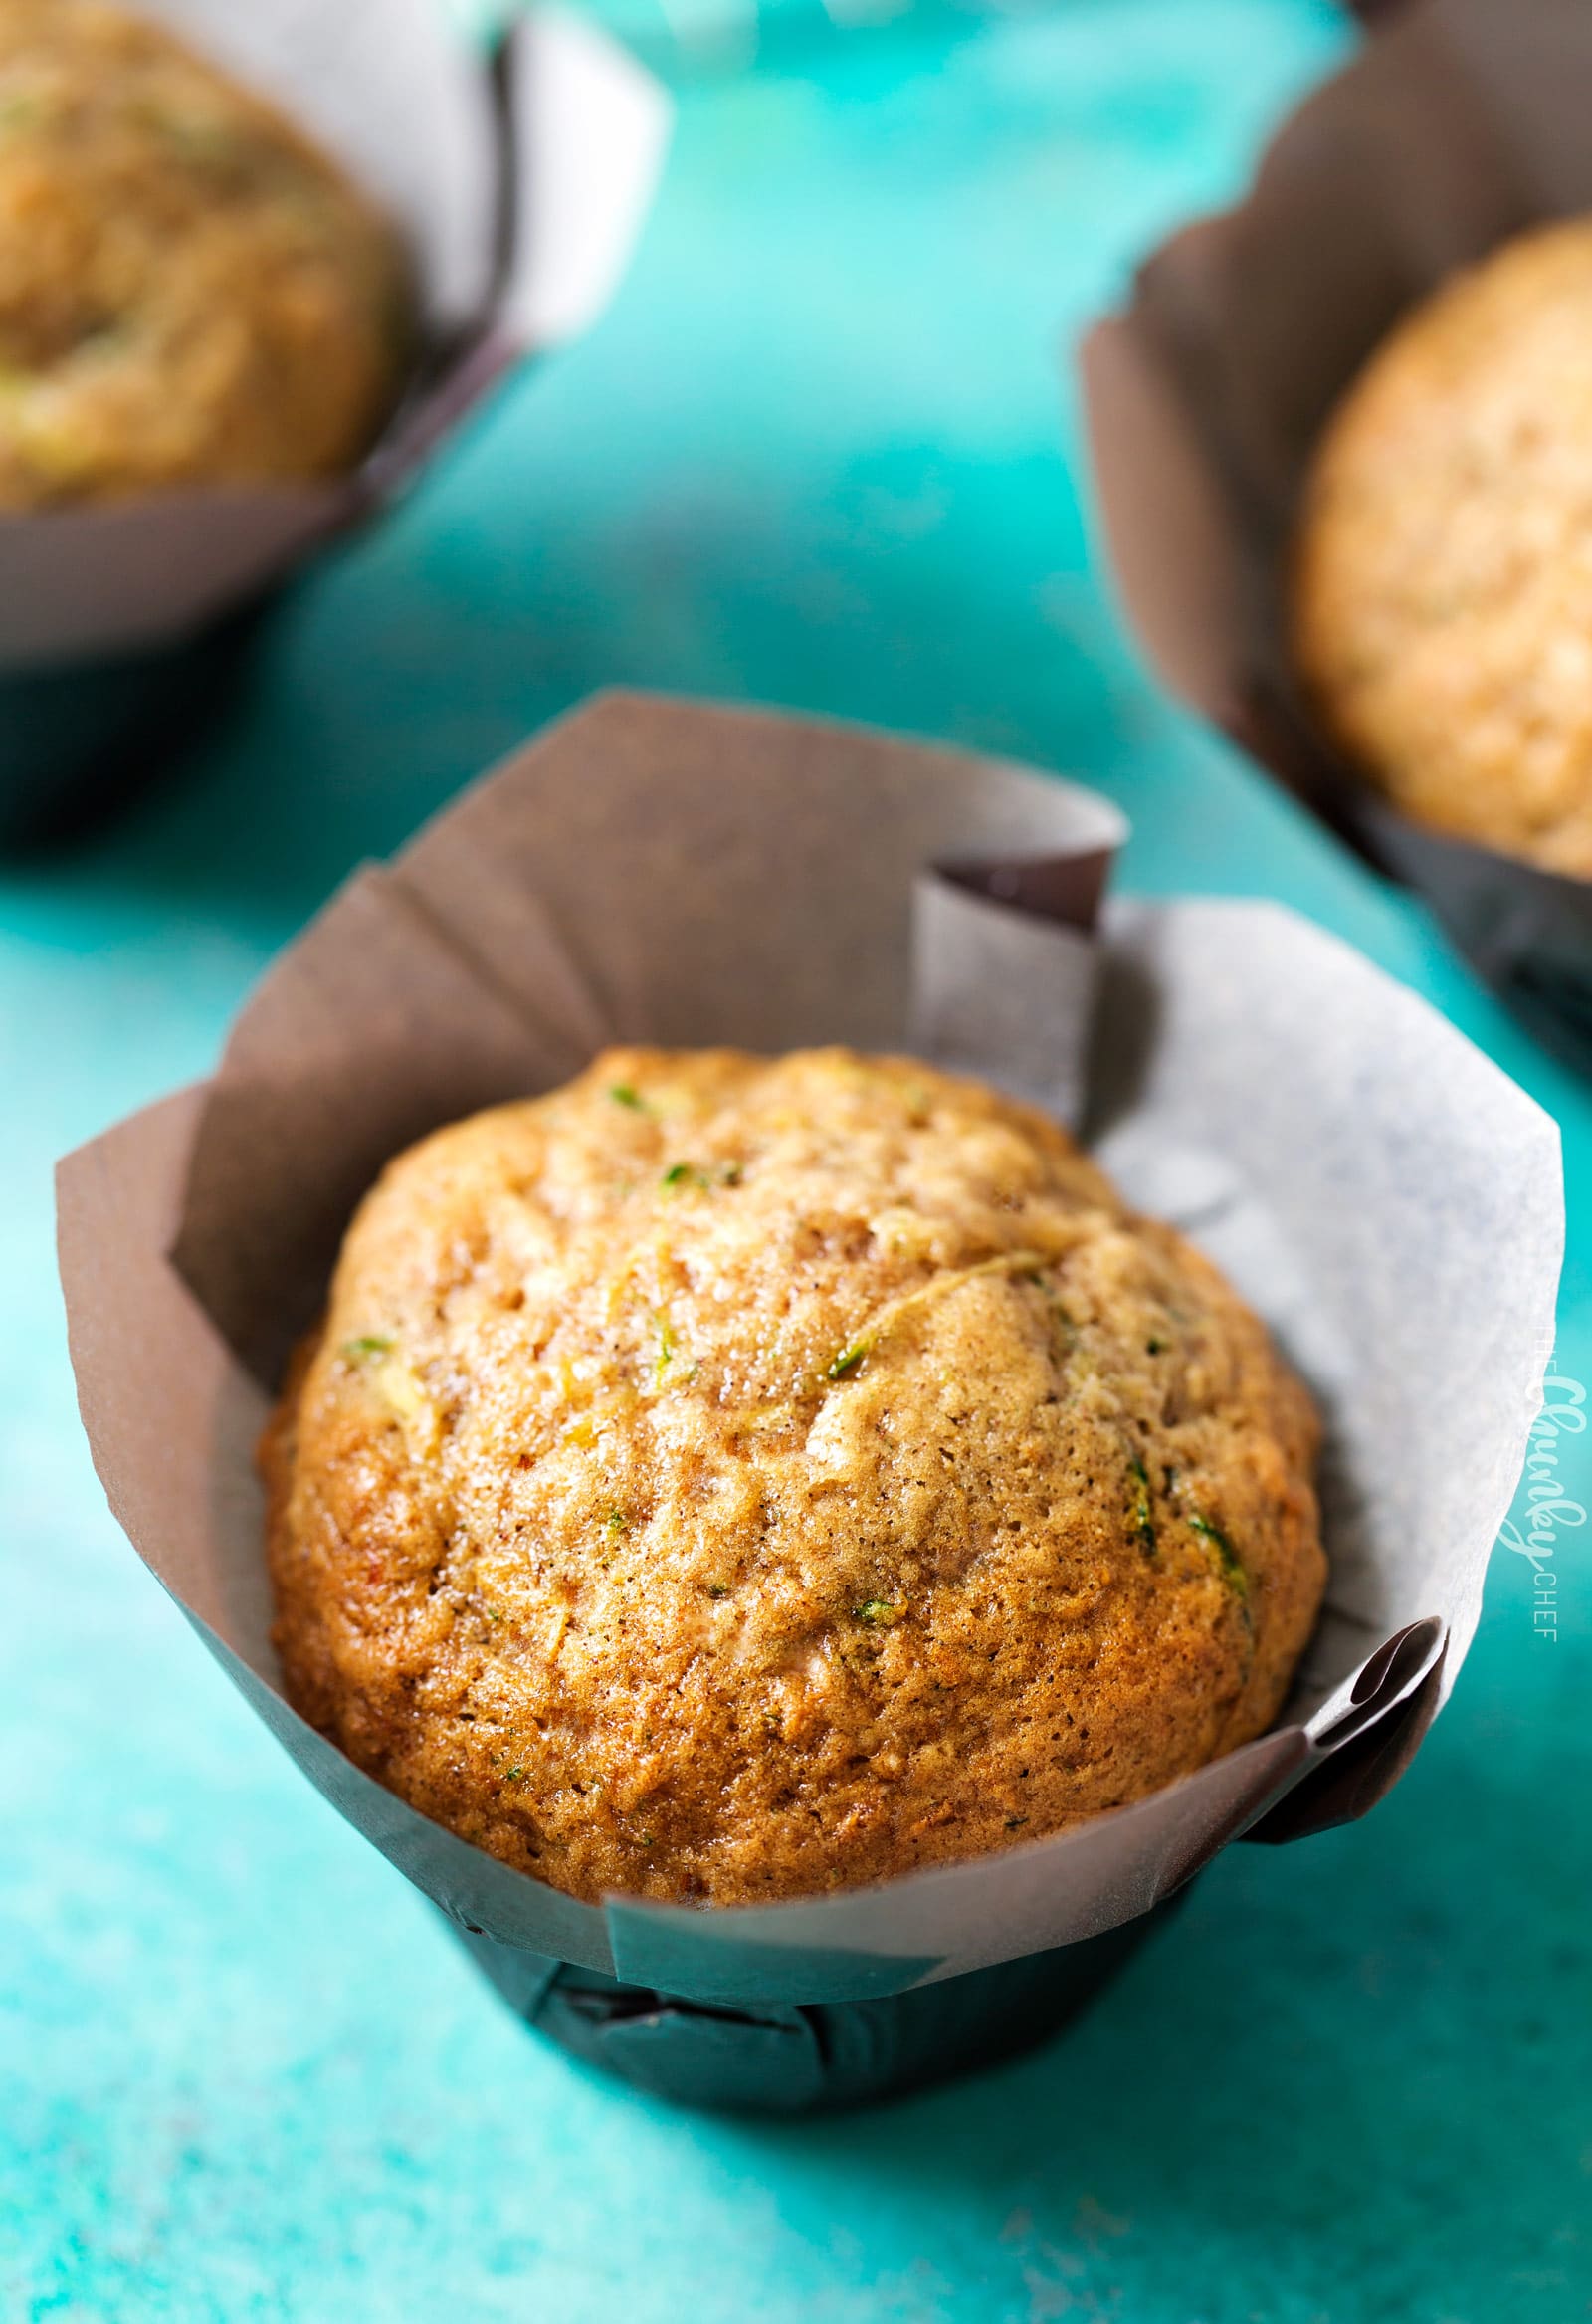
[263,1048,1325,1908]
[0,0,409,507]
[1294,217,1592,876]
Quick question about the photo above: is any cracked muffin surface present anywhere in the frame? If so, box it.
[263,1047,1325,1907]
[1294,217,1592,875]
[0,0,409,507]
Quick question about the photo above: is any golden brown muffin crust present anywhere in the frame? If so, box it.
[1294,217,1592,877]
[0,0,409,506]
[263,1048,1324,1907]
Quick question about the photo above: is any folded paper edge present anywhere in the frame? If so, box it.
[1077,314,1250,736]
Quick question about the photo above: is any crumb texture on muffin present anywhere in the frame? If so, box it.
[263,1047,1325,1907]
[0,0,409,506]
[1294,217,1592,876]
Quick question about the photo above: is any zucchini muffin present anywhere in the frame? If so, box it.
[263,1048,1325,1908]
[0,0,409,507]
[1294,217,1592,876]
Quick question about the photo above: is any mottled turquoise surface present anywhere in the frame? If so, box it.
[4,4,1589,2317]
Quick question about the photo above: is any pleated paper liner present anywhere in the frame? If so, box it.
[58,695,1561,2109]
[1080,0,1592,1076]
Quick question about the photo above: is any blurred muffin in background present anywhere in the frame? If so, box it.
[0,0,411,507]
[1294,217,1592,877]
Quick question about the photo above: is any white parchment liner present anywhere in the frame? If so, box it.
[0,2,670,668]
[57,696,1563,2008]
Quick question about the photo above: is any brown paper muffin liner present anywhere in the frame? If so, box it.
[57,694,1562,2107]
[1080,0,1592,1074]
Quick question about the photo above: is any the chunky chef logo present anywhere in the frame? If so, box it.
[1498,1368,1586,1642]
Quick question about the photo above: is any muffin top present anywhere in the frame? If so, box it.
[0,0,409,507]
[1294,216,1592,876]
[263,1048,1324,1908]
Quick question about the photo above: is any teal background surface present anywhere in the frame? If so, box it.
[5,3,1589,2316]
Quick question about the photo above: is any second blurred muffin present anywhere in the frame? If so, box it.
[0,0,411,507]
[1294,218,1592,877]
